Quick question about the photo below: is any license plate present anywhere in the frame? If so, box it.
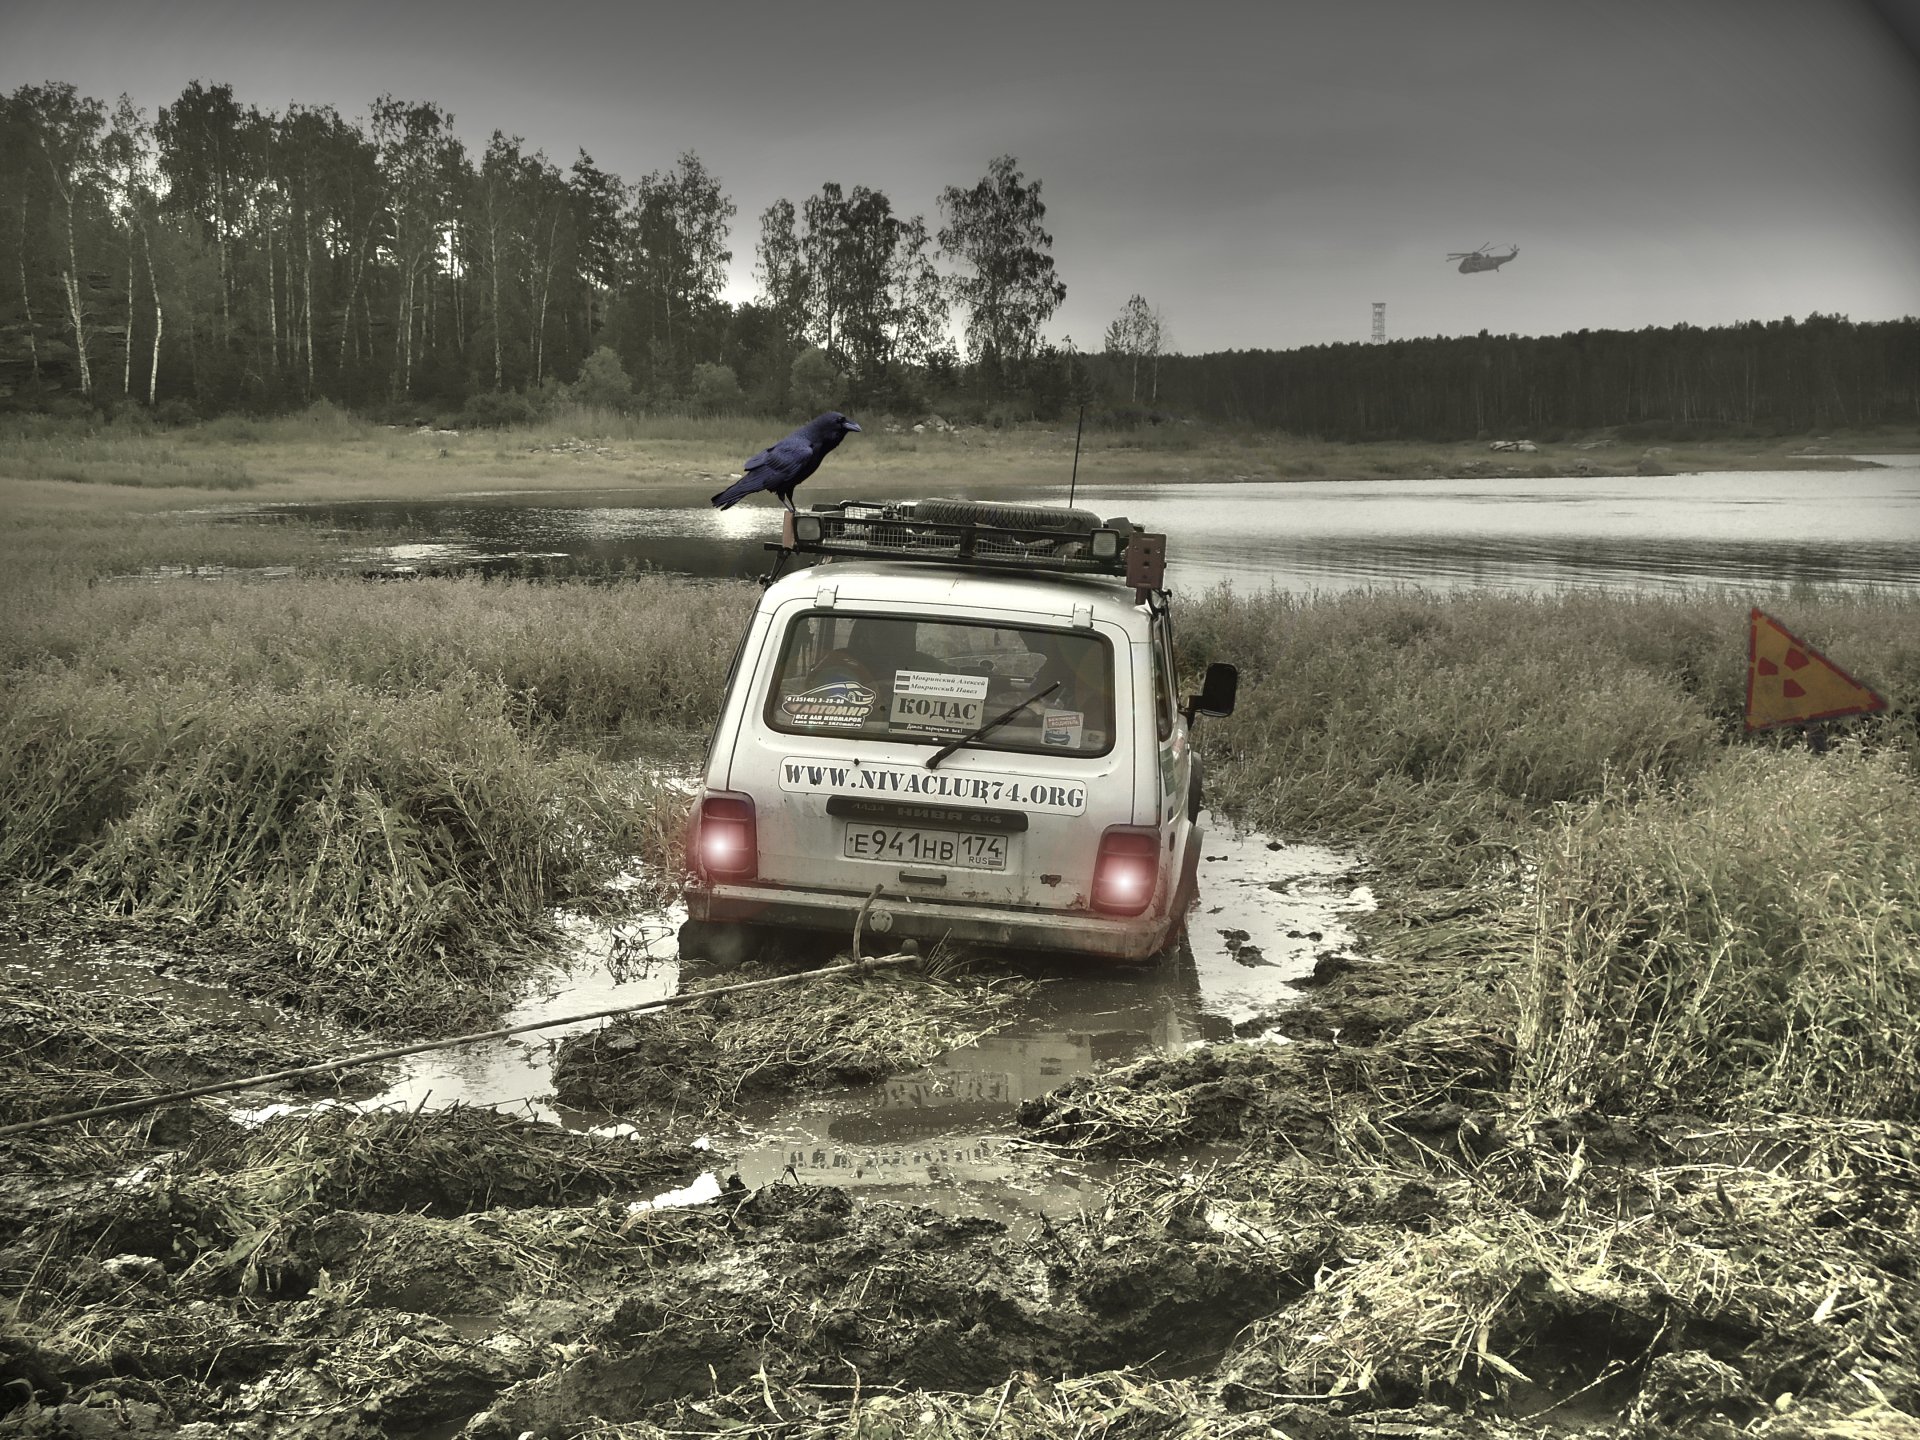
[881,1072,1012,1108]
[843,824,1007,870]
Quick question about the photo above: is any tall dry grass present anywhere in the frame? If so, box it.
[1518,745,1920,1118]
[2,572,753,746]
[0,668,692,1030]
[1177,586,1919,1120]
[1177,587,1918,880]
[6,471,1916,1075]
[1,532,747,1026]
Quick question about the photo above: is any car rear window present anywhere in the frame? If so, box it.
[764,612,1114,757]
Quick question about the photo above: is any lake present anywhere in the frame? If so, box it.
[256,456,1920,596]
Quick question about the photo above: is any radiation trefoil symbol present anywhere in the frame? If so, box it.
[1745,608,1888,732]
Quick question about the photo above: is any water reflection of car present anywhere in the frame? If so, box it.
[684,499,1239,963]
[744,938,1225,1170]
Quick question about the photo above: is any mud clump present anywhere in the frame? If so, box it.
[0,970,381,1130]
[1018,1013,1510,1164]
[191,1105,706,1215]
[458,1181,1312,1438]
[1,1101,714,1435]
[552,964,1026,1117]
[1006,879,1920,1436]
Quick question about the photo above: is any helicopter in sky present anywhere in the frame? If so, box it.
[1448,243,1520,274]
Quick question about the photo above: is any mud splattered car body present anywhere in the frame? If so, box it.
[685,499,1236,961]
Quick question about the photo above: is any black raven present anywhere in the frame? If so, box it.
[710,412,862,512]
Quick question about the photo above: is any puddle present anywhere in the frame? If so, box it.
[11,817,1371,1222]
[351,539,575,577]
[100,562,302,584]
[1186,817,1375,1028]
[365,905,684,1123]
[713,823,1373,1224]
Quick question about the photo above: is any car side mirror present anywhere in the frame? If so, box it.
[1184,662,1238,721]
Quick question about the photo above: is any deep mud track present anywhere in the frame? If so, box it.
[5,838,1918,1438]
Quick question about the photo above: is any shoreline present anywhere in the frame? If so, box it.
[2,414,1915,511]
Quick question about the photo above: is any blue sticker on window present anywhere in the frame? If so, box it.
[779,680,878,727]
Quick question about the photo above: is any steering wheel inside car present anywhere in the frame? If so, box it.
[804,648,881,693]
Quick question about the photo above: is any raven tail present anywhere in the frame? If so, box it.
[710,474,760,510]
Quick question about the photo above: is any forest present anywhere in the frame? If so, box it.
[1152,315,1920,440]
[3,79,1916,438]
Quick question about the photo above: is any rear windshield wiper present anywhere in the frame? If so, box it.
[925,682,1061,770]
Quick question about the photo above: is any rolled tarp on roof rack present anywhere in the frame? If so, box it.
[772,498,1166,589]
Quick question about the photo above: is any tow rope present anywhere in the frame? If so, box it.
[0,950,918,1139]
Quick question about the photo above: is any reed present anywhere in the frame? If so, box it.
[2,573,754,745]
[1518,744,1920,1119]
[1177,586,1919,880]
[0,669,658,1030]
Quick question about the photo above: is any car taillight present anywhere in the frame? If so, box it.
[692,792,757,881]
[1092,826,1159,916]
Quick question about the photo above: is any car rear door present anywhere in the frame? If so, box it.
[722,597,1137,910]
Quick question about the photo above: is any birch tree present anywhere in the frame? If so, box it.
[157,82,244,353]
[370,96,465,400]
[754,198,807,345]
[629,150,734,389]
[937,155,1066,370]
[1103,294,1164,405]
[470,133,530,390]
[1,89,51,389]
[104,95,165,402]
[20,84,109,399]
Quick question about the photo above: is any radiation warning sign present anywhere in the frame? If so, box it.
[1745,609,1888,731]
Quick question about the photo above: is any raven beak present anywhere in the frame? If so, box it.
[845,421,862,432]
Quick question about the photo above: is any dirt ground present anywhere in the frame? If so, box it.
[3,903,1917,1439]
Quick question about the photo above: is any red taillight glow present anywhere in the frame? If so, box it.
[1092,827,1160,917]
[692,792,757,880]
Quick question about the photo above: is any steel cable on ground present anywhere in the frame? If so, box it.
[0,951,918,1139]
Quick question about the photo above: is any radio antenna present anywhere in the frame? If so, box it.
[1067,401,1086,510]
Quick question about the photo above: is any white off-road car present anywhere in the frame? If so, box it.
[682,498,1237,962]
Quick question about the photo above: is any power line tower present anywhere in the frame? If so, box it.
[1371,302,1386,345]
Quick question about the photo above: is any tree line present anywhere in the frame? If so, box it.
[0,81,1069,420]
[1151,316,1919,440]
[3,79,1913,437]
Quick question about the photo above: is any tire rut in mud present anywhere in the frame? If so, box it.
[459,1182,1318,1438]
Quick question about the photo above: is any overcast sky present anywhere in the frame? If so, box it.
[5,0,1918,353]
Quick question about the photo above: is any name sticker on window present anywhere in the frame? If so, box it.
[890,670,989,734]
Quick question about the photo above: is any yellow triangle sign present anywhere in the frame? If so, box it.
[1746,609,1888,731]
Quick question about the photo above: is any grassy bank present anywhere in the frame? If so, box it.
[4,437,1917,1057]
[1183,587,1920,875]
[2,405,1910,506]
[1183,584,1919,1116]
[1,560,753,1029]
[5,479,1916,1041]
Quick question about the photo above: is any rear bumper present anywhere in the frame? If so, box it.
[686,882,1173,961]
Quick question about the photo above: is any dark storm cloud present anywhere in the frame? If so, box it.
[4,0,1916,350]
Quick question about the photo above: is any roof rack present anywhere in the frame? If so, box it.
[767,498,1167,593]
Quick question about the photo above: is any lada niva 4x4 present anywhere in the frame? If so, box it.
[683,498,1238,961]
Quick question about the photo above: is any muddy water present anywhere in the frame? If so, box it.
[362,907,685,1123]
[1,936,354,1058]
[15,820,1371,1223]
[393,819,1369,1222]
[703,828,1372,1224]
